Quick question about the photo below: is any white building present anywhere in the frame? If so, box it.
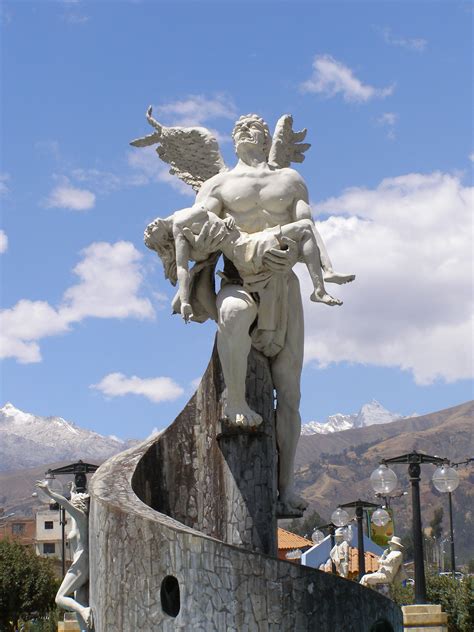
[35,503,73,561]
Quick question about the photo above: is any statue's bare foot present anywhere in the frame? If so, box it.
[82,608,94,631]
[323,270,356,285]
[310,288,342,306]
[224,403,262,428]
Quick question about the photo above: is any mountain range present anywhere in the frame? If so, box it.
[294,400,474,562]
[301,399,417,435]
[1,399,472,561]
[0,402,135,472]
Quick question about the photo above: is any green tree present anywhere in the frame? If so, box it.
[0,539,58,632]
[390,574,473,632]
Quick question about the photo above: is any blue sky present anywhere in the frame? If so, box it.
[1,1,473,439]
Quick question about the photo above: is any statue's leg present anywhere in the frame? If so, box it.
[216,284,261,427]
[270,273,307,513]
[55,568,92,628]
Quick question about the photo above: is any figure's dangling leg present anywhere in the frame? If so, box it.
[281,220,342,306]
[311,223,355,285]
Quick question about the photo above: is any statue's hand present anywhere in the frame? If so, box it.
[181,302,193,323]
[185,217,228,253]
[35,480,50,491]
[263,236,298,273]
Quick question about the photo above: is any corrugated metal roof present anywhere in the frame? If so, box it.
[277,528,313,550]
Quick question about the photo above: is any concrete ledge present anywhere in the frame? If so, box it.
[402,604,448,630]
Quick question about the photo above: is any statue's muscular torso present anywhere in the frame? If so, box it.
[196,163,309,233]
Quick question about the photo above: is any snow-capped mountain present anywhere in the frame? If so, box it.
[301,400,417,435]
[0,402,134,472]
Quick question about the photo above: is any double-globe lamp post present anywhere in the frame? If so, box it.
[370,451,461,603]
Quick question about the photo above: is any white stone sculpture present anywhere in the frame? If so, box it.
[35,481,93,631]
[132,110,355,515]
[330,527,350,578]
[360,536,405,587]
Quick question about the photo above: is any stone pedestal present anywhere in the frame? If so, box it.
[58,613,81,631]
[89,342,404,630]
[402,604,448,631]
[132,341,277,556]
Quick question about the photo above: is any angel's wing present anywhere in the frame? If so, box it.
[130,107,227,191]
[268,114,311,169]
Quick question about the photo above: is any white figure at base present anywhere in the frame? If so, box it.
[330,527,350,578]
[360,536,405,587]
[35,481,93,631]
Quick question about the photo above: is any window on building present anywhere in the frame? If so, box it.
[44,521,54,530]
[43,543,55,554]
[11,523,25,535]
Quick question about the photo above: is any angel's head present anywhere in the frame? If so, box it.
[232,115,272,158]
[144,217,177,286]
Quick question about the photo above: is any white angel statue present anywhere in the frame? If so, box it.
[131,109,354,516]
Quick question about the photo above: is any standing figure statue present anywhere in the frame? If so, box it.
[330,528,350,578]
[35,481,93,631]
[360,536,405,587]
[132,109,355,516]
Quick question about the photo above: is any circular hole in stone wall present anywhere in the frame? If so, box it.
[160,575,180,617]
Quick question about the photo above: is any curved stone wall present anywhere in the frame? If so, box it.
[89,346,403,631]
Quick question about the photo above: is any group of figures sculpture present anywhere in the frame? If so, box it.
[133,107,355,517]
[37,108,409,630]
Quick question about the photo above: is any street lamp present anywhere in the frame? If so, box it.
[333,499,380,580]
[370,451,445,604]
[432,459,472,578]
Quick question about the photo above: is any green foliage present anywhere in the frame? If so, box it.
[287,509,326,538]
[0,539,58,632]
[390,574,474,632]
[429,506,444,540]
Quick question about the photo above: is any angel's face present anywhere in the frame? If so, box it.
[233,120,267,153]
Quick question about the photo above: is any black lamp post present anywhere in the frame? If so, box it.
[337,499,380,580]
[45,460,98,577]
[433,457,473,578]
[371,451,445,604]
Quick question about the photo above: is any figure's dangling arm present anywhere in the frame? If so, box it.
[173,228,193,322]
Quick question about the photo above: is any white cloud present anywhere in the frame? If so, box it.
[377,112,398,140]
[379,27,427,52]
[0,241,154,363]
[301,54,394,103]
[0,230,7,254]
[91,373,184,403]
[45,177,96,211]
[70,168,121,194]
[0,173,10,197]
[127,146,193,196]
[469,153,474,163]
[302,172,473,385]
[153,94,237,128]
